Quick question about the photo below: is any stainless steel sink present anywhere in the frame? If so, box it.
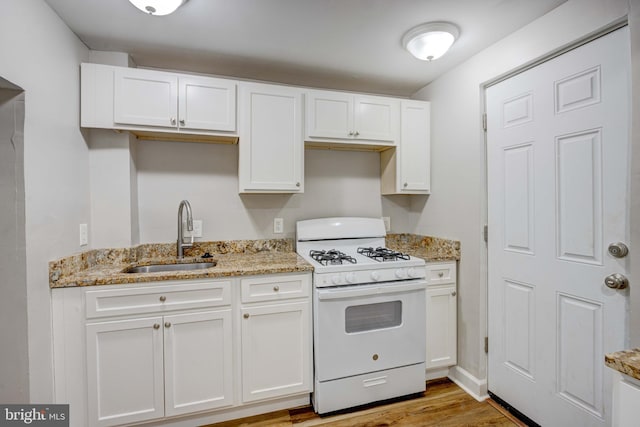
[123,261,217,274]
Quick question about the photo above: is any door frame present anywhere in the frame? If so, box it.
[480,18,630,396]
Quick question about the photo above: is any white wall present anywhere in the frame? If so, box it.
[137,142,386,242]
[411,0,631,386]
[0,90,28,402]
[0,0,90,401]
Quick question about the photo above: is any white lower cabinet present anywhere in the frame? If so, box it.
[240,275,313,403]
[86,317,165,427]
[86,310,232,426]
[163,310,233,416]
[425,262,457,371]
[612,371,640,427]
[53,273,312,427]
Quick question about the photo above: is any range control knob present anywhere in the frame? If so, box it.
[332,275,341,285]
[371,271,381,281]
[395,269,406,279]
[407,268,417,278]
[346,273,357,284]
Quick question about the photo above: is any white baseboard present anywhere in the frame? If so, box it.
[447,365,489,402]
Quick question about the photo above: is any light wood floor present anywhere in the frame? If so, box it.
[203,379,525,427]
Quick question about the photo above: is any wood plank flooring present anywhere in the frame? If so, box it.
[203,379,525,427]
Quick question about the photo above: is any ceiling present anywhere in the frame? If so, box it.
[45,0,566,97]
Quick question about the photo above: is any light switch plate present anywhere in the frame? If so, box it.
[382,217,391,232]
[274,218,284,234]
[79,223,88,246]
[183,220,203,238]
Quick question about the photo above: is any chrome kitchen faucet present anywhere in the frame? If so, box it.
[177,200,194,258]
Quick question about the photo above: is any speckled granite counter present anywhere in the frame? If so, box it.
[50,234,460,288]
[386,233,461,262]
[605,349,640,380]
[50,239,312,288]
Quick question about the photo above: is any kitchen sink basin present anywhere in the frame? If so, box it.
[123,261,217,274]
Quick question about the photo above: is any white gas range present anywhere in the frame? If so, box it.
[296,217,427,415]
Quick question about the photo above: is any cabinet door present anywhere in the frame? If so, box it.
[306,90,353,139]
[86,317,164,427]
[178,76,236,132]
[425,285,457,369]
[354,95,399,142]
[239,83,303,192]
[241,301,312,402]
[114,67,178,128]
[164,310,233,416]
[400,100,430,192]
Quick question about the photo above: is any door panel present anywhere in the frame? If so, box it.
[487,27,630,427]
[555,129,603,264]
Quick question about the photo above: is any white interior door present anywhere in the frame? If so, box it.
[487,27,630,427]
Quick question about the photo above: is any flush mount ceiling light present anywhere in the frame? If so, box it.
[402,22,459,61]
[128,0,188,16]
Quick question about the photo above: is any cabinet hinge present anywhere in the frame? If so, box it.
[485,336,489,353]
[483,225,488,243]
[482,113,487,131]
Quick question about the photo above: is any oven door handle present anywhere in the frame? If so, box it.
[316,281,427,300]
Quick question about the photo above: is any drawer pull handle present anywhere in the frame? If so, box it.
[153,323,160,330]
[244,313,250,319]
[159,296,166,302]
[438,272,444,278]
[363,376,387,387]
[273,285,280,292]
[451,291,457,296]
[165,322,171,328]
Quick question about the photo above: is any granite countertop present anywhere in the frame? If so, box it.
[50,234,461,289]
[605,348,640,380]
[50,239,312,288]
[386,234,461,262]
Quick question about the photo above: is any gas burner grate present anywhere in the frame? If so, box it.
[357,247,411,262]
[309,249,357,266]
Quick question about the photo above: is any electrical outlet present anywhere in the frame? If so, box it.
[382,216,391,232]
[79,223,88,246]
[183,220,203,238]
[274,218,284,234]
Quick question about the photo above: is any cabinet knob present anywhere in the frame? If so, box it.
[243,313,250,319]
[273,285,280,292]
[438,272,444,278]
[354,131,360,137]
[348,131,354,136]
[159,296,166,302]
[170,117,176,126]
[153,323,160,330]
[403,182,408,187]
[451,291,457,296]
[179,119,185,126]
[296,182,300,187]
[164,322,171,328]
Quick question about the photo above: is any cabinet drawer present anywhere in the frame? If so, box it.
[426,262,456,285]
[86,280,231,319]
[241,274,310,303]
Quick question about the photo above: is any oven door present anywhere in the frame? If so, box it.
[314,280,427,382]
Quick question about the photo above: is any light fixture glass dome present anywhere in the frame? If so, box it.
[128,0,188,16]
[402,22,459,61]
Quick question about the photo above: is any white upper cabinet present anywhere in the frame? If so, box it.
[238,82,304,193]
[82,63,237,139]
[305,89,399,147]
[381,100,431,195]
[178,76,236,132]
[114,67,179,128]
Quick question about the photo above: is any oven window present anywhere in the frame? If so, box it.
[345,301,402,333]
